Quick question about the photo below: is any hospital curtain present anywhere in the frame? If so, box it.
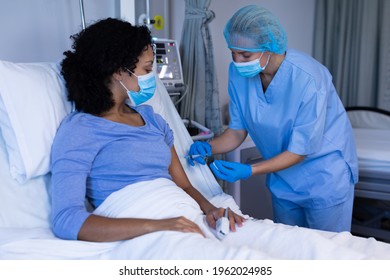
[313,0,390,111]
[179,0,223,135]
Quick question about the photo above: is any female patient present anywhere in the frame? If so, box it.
[50,18,244,242]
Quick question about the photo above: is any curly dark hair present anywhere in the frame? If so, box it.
[61,18,152,115]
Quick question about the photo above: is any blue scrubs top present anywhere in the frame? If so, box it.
[228,49,358,209]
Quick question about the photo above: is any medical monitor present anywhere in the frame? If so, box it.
[153,38,185,95]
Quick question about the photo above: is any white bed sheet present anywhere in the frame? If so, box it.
[353,128,390,171]
[2,191,390,260]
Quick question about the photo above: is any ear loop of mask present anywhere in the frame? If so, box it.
[118,69,136,105]
[118,68,137,92]
[259,52,271,70]
[119,80,129,91]
[119,80,137,106]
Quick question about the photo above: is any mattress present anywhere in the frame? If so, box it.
[353,128,390,172]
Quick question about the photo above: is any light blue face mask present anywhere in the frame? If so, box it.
[120,70,156,106]
[233,52,271,78]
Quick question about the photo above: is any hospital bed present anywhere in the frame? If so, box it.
[346,107,390,242]
[1,60,390,260]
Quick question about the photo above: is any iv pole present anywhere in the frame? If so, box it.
[146,0,150,24]
[138,0,154,29]
[79,0,86,30]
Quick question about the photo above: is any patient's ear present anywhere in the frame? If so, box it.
[112,69,125,81]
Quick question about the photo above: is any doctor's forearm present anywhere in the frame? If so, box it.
[251,151,305,175]
[210,128,247,154]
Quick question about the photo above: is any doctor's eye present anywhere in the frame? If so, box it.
[231,52,238,62]
[231,51,252,62]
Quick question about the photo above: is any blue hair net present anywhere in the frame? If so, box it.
[223,5,287,54]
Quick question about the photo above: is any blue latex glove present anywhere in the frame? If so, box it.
[187,141,212,166]
[210,160,252,182]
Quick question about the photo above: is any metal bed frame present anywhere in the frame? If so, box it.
[346,107,390,242]
[353,169,390,242]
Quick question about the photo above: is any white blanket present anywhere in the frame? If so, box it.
[93,178,390,260]
[2,177,390,259]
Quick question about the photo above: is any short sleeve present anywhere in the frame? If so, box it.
[159,114,174,148]
[227,64,246,130]
[143,105,174,148]
[288,82,327,156]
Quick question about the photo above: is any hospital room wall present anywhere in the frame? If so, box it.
[169,0,316,123]
[0,0,119,63]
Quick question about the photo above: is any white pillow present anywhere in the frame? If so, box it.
[0,129,51,228]
[0,60,72,183]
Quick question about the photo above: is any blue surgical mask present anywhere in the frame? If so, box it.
[120,70,156,106]
[233,52,271,78]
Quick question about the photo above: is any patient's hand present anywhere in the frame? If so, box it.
[160,216,205,237]
[205,207,245,232]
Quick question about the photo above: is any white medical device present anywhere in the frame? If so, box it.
[216,208,230,240]
[153,38,214,141]
[153,38,185,96]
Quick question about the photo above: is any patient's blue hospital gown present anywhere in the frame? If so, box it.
[50,105,174,240]
[228,49,358,230]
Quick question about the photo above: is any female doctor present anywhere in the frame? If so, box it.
[187,5,358,233]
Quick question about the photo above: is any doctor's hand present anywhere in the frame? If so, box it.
[187,141,212,166]
[210,160,252,182]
